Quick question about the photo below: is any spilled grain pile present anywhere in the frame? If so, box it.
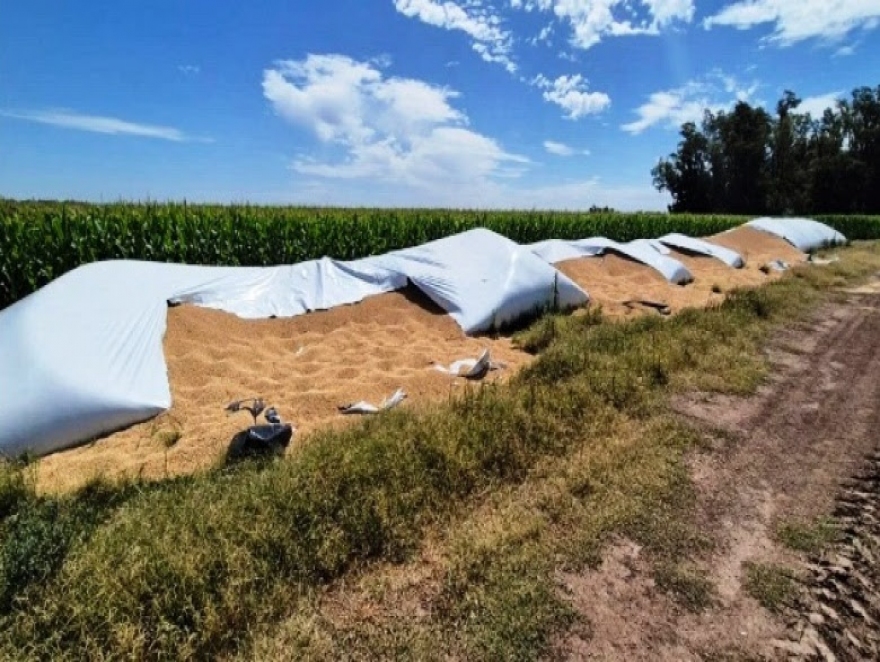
[556,226,805,318]
[37,228,808,492]
[37,287,530,492]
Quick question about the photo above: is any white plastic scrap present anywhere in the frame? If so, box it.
[807,254,841,266]
[432,349,506,380]
[338,388,407,415]
[762,260,790,273]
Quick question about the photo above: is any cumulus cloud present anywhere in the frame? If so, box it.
[0,109,203,141]
[534,74,611,119]
[797,91,843,118]
[512,0,695,49]
[393,0,516,72]
[263,54,527,191]
[703,0,880,45]
[543,140,590,155]
[621,72,759,134]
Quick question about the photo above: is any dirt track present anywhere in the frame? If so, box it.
[562,281,880,660]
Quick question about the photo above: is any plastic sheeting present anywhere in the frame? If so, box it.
[656,233,745,268]
[746,218,846,253]
[0,229,588,458]
[0,260,398,458]
[528,237,694,285]
[169,257,405,318]
[374,229,588,333]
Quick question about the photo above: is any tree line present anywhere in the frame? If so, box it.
[652,85,880,215]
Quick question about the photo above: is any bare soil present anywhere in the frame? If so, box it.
[558,282,880,661]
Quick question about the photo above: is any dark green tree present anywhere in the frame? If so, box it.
[844,86,880,212]
[651,122,713,212]
[807,107,865,213]
[652,84,878,214]
[705,102,773,213]
[768,91,811,214]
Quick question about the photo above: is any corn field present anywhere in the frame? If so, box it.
[1,200,878,311]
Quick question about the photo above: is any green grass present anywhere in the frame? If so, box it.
[776,517,840,556]
[1,242,878,660]
[654,562,716,612]
[743,562,798,614]
[0,462,30,521]
[437,530,575,661]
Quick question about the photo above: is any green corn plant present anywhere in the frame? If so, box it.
[1,200,878,310]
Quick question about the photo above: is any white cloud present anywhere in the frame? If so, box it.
[285,174,668,210]
[543,140,590,155]
[0,109,202,141]
[393,0,516,72]
[490,177,668,210]
[534,74,611,119]
[512,0,695,49]
[370,53,394,68]
[704,0,880,45]
[834,44,856,57]
[621,72,759,134]
[530,22,554,45]
[178,65,200,75]
[263,54,527,192]
[797,91,842,117]
[544,140,575,155]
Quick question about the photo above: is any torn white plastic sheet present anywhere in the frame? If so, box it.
[528,237,693,285]
[657,233,745,268]
[373,229,589,333]
[746,218,846,253]
[0,228,588,458]
[170,257,405,318]
[338,388,407,415]
[631,238,671,256]
[0,259,400,458]
[526,238,606,264]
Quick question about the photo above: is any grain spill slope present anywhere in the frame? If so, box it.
[36,227,806,492]
[556,226,805,318]
[37,287,530,491]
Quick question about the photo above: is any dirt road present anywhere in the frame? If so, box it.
[562,283,880,660]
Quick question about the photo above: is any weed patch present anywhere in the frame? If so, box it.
[743,562,798,614]
[776,518,839,556]
[654,562,715,612]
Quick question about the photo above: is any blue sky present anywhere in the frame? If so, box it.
[1,1,878,210]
